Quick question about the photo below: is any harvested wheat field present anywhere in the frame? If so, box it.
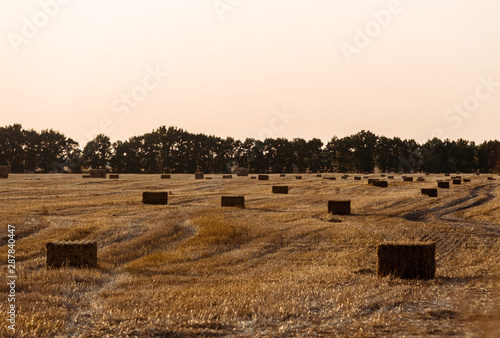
[1,173,499,337]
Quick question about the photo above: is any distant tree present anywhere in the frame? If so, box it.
[375,136,404,172]
[82,134,111,169]
[306,138,324,172]
[451,139,477,173]
[397,138,421,173]
[234,138,256,170]
[38,129,72,172]
[0,124,25,172]
[477,140,500,173]
[23,129,40,172]
[326,136,354,172]
[350,130,377,172]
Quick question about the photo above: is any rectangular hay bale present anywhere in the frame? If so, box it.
[373,180,388,187]
[295,175,302,179]
[46,241,97,269]
[453,179,461,185]
[223,175,233,179]
[377,242,435,279]
[89,169,107,178]
[258,174,269,180]
[421,188,438,197]
[438,181,450,189]
[0,165,8,178]
[221,196,245,208]
[236,168,249,176]
[142,191,168,205]
[327,200,351,215]
[161,174,171,179]
[109,174,119,179]
[195,172,204,179]
[272,186,289,194]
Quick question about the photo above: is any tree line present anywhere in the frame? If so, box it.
[0,124,499,174]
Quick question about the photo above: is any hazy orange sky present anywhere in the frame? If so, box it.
[1,1,499,147]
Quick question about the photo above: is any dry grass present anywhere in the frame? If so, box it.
[0,173,498,337]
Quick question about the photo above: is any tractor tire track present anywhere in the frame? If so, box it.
[403,183,500,266]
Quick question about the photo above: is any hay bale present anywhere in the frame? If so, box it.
[328,200,351,215]
[82,175,91,178]
[250,176,256,179]
[323,176,336,180]
[0,165,8,178]
[205,177,213,179]
[236,168,249,176]
[380,174,386,177]
[142,192,168,205]
[258,174,269,181]
[221,196,245,208]
[109,174,119,179]
[403,177,413,182]
[90,169,107,178]
[487,177,496,181]
[388,176,394,179]
[438,181,450,189]
[452,179,461,185]
[445,173,450,176]
[272,186,289,194]
[295,175,302,180]
[368,178,379,184]
[373,180,388,188]
[463,178,471,182]
[195,172,204,179]
[377,242,435,279]
[46,241,97,269]
[316,174,322,177]
[280,173,286,177]
[417,177,425,181]
[161,174,171,179]
[425,173,430,175]
[421,188,438,197]
[363,176,370,179]
[354,176,361,180]
[223,175,233,179]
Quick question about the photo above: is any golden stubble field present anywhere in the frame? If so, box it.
[0,173,499,337]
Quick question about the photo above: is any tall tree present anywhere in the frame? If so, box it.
[82,134,112,169]
[0,124,25,172]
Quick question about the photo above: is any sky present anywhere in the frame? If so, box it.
[1,0,499,148]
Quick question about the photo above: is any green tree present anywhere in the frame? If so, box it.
[82,134,111,169]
